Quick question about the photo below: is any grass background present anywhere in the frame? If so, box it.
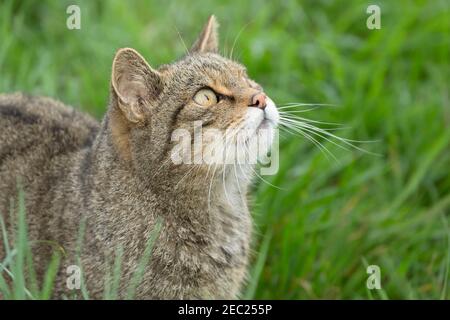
[0,0,449,299]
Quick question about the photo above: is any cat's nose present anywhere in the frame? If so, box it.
[248,92,267,110]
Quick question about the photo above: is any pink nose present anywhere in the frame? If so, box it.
[249,92,267,110]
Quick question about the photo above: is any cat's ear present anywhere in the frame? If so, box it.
[111,48,163,123]
[190,15,219,54]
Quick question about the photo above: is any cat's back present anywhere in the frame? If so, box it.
[0,92,100,206]
[0,92,99,159]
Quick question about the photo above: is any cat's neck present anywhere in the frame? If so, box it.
[83,119,252,220]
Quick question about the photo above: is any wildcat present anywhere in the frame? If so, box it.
[0,15,279,299]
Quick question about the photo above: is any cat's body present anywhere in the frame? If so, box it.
[0,93,250,299]
[0,16,278,299]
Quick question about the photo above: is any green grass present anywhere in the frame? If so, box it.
[0,182,61,299]
[1,0,449,299]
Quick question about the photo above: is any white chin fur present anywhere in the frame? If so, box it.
[264,97,279,126]
[241,96,279,158]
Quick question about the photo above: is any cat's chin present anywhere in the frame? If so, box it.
[263,97,279,125]
[256,96,278,152]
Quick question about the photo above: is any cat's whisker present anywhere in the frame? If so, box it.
[279,117,345,139]
[174,164,199,190]
[277,106,321,113]
[224,132,241,203]
[279,102,337,108]
[229,21,252,60]
[282,120,352,155]
[279,114,380,157]
[207,161,220,212]
[221,127,243,205]
[207,126,239,210]
[173,24,189,55]
[240,137,284,190]
[278,101,379,156]
[220,125,254,204]
[206,133,230,211]
[298,121,378,144]
[279,113,344,127]
[222,26,231,59]
[232,161,245,203]
[174,136,222,190]
[281,117,378,155]
[235,144,252,184]
[150,155,174,180]
[280,117,347,132]
[278,121,338,162]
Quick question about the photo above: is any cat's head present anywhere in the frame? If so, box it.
[108,15,278,180]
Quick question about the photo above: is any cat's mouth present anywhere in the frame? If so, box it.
[257,118,273,131]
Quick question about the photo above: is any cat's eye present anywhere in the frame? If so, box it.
[193,88,218,107]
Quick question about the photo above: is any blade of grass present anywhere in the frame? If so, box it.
[13,181,27,299]
[39,252,61,300]
[440,215,449,300]
[110,246,124,300]
[244,228,272,299]
[126,218,162,299]
[0,270,11,298]
[0,214,11,256]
